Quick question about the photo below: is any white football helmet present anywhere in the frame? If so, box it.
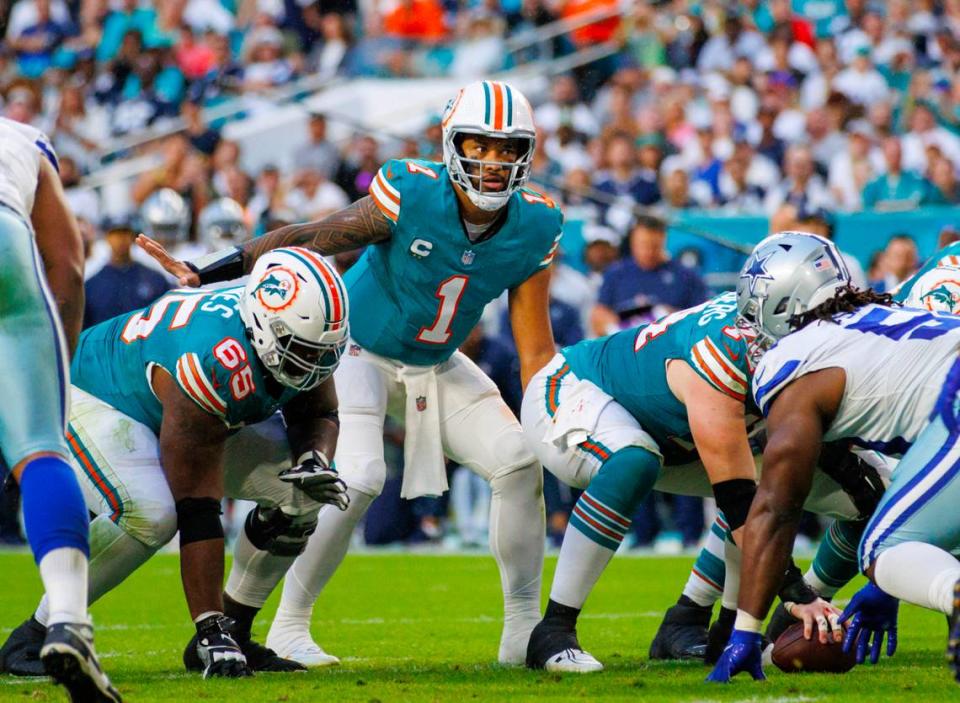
[441,80,536,211]
[198,198,249,251]
[737,231,851,356]
[141,188,190,243]
[903,265,960,314]
[239,247,349,391]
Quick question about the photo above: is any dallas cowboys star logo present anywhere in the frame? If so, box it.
[741,251,775,295]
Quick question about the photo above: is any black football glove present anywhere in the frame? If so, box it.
[279,450,350,510]
[194,614,252,679]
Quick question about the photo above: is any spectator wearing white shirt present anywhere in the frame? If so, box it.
[764,143,835,214]
[900,101,960,175]
[285,166,349,221]
[535,74,600,139]
[828,119,883,211]
[834,44,890,106]
[696,12,766,74]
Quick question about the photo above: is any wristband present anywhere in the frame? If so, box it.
[734,609,764,634]
[187,245,245,285]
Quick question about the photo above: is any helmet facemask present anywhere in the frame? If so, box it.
[445,129,535,211]
[262,318,347,391]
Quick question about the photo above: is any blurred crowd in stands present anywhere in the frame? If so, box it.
[2,0,960,550]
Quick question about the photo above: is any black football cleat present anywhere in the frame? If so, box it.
[705,606,737,664]
[184,628,306,673]
[525,619,602,673]
[648,601,710,660]
[0,616,45,676]
[40,622,121,703]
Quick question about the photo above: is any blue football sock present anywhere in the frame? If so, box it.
[20,456,89,563]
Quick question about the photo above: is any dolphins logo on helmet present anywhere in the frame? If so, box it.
[240,247,349,391]
[904,265,960,314]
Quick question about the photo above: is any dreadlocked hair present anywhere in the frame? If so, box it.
[789,285,897,331]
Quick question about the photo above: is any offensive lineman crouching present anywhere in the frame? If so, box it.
[0,248,351,678]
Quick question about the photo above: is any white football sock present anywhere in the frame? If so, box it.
[874,541,960,614]
[38,547,88,626]
[489,464,545,663]
[36,515,154,626]
[550,523,615,610]
[681,526,726,607]
[225,507,300,609]
[720,538,741,611]
[271,488,374,625]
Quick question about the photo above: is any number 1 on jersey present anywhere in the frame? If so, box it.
[417,275,468,344]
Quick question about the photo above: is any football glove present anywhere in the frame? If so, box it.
[840,582,899,664]
[706,629,766,683]
[194,614,252,679]
[278,450,349,510]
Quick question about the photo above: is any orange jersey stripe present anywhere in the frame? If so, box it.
[692,345,745,401]
[375,172,400,205]
[186,354,226,414]
[703,338,745,389]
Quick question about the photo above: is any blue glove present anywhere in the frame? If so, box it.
[706,629,766,683]
[840,581,899,664]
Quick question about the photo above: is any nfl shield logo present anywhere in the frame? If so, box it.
[461,249,475,266]
[416,395,427,412]
[349,344,361,356]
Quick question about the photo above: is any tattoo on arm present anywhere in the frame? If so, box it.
[241,197,393,271]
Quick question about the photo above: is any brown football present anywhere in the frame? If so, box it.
[771,621,857,673]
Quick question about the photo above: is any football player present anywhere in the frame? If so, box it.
[654,236,960,662]
[520,233,875,672]
[0,117,119,701]
[1,248,350,679]
[708,237,960,683]
[137,80,560,666]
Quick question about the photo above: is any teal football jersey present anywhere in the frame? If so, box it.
[348,159,564,366]
[560,293,753,458]
[894,241,960,304]
[72,286,299,434]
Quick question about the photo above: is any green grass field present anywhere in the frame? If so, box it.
[0,551,953,702]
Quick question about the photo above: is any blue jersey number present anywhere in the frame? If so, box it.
[847,306,960,341]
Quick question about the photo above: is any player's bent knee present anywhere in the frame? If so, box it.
[490,459,542,497]
[122,499,178,549]
[245,505,318,557]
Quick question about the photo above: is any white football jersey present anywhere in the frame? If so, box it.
[0,118,57,221]
[753,304,960,456]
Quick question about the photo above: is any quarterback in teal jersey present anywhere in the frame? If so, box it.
[1,248,351,680]
[138,80,561,666]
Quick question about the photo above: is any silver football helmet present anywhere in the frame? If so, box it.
[736,231,851,356]
[140,188,190,244]
[198,198,249,250]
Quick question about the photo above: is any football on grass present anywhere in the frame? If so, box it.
[772,621,857,673]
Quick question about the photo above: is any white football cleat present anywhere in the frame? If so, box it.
[543,648,603,673]
[266,627,340,668]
